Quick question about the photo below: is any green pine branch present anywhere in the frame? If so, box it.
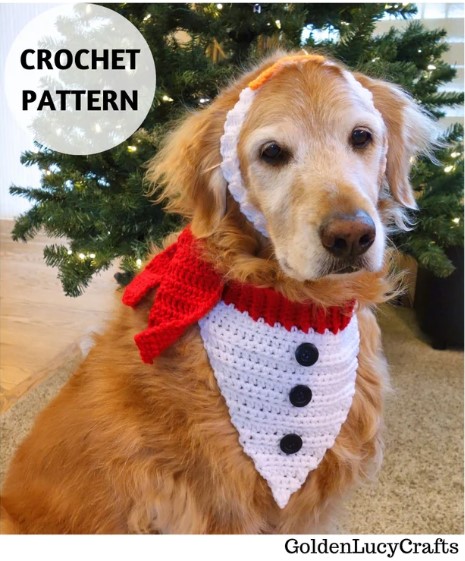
[394,124,464,277]
[9,2,464,293]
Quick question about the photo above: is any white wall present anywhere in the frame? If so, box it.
[0,3,56,220]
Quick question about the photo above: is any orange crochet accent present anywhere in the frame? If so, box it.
[248,54,326,91]
[123,228,355,364]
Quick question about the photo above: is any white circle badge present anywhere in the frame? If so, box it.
[5,3,156,155]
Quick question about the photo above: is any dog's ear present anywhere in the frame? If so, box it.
[354,74,436,209]
[146,104,228,238]
[147,54,287,238]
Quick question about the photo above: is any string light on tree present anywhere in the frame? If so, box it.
[7,2,462,295]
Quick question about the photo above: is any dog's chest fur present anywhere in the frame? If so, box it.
[198,300,359,508]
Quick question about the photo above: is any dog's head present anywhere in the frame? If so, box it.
[148,53,435,283]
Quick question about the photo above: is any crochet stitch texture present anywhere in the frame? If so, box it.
[121,54,385,508]
[122,228,223,363]
[123,229,359,508]
[219,53,383,239]
[199,303,359,508]
[123,228,354,363]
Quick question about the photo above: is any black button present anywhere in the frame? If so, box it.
[289,385,312,407]
[279,433,303,455]
[295,342,319,366]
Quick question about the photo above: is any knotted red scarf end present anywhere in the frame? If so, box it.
[123,228,355,364]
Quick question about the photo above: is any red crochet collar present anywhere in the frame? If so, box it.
[123,228,355,364]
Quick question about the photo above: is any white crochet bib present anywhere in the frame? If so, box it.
[199,301,359,509]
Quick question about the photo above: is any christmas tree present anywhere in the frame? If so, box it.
[10,3,463,296]
[397,122,463,277]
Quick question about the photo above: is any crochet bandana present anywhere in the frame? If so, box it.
[123,228,359,509]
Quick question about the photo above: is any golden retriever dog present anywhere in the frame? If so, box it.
[1,52,434,534]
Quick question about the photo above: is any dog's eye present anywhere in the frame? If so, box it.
[350,128,372,149]
[260,142,290,165]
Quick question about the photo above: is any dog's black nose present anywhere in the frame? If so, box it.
[319,210,376,258]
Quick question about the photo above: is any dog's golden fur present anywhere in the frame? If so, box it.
[1,52,433,533]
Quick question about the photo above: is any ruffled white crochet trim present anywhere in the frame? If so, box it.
[219,63,385,239]
[220,87,269,237]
